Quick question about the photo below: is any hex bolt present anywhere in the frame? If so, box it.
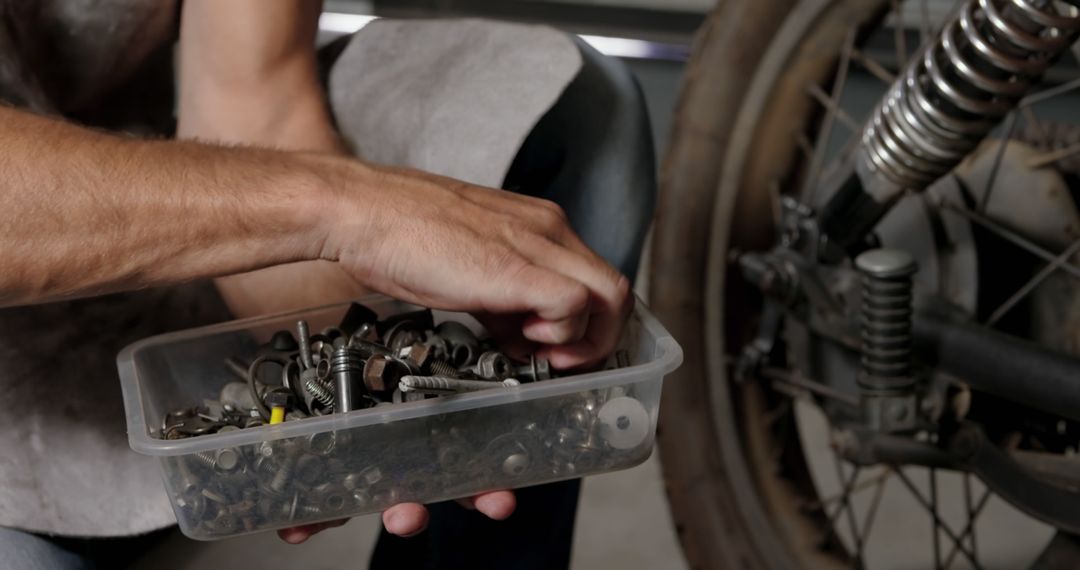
[296,320,315,370]
[363,355,407,397]
[398,375,520,395]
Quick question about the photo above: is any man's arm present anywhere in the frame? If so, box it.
[0,106,629,369]
[0,106,328,303]
[177,0,361,318]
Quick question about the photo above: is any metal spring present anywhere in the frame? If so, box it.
[858,0,1080,189]
[856,250,917,393]
[304,375,336,410]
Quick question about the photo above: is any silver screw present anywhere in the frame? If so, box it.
[296,320,315,370]
[476,351,514,380]
[398,375,520,395]
[514,356,552,382]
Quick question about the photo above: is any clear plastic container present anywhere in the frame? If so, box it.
[117,296,682,540]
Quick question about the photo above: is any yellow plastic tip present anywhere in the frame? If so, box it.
[269,406,286,425]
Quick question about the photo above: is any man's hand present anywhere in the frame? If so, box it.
[322,164,633,370]
[277,492,517,543]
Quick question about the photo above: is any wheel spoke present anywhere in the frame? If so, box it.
[1026,141,1080,170]
[803,469,893,512]
[761,368,860,407]
[819,464,863,556]
[804,27,858,205]
[833,457,866,567]
[941,488,992,568]
[852,49,897,84]
[977,113,1020,212]
[1021,76,1080,107]
[986,236,1080,326]
[937,195,1080,281]
[894,469,981,566]
[965,474,978,561]
[1020,106,1051,149]
[890,0,908,69]
[930,469,942,570]
[856,468,892,562]
[807,84,861,133]
[920,0,932,44]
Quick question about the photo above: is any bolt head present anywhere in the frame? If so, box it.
[269,330,299,352]
[264,389,293,409]
[364,356,407,395]
[502,453,530,476]
[477,351,513,380]
[402,343,435,370]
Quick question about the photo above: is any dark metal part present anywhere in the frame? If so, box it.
[948,423,1080,535]
[331,346,365,413]
[435,320,481,367]
[338,302,378,338]
[914,310,1080,422]
[834,428,961,469]
[269,330,299,353]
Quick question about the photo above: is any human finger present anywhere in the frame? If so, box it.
[382,503,429,537]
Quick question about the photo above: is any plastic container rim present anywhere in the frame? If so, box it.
[118,296,683,456]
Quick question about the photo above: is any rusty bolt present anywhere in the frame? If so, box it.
[363,355,407,396]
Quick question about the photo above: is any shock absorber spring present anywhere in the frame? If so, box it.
[857,0,1080,192]
[855,249,918,431]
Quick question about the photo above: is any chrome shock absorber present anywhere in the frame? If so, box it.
[856,0,1080,197]
[855,249,919,432]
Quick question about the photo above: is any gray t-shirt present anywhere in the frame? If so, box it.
[0,0,235,536]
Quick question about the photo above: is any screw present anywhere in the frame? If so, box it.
[398,375,520,395]
[476,351,514,380]
[514,356,552,382]
[196,448,242,473]
[267,443,302,495]
[502,452,530,476]
[296,320,315,370]
[429,360,460,378]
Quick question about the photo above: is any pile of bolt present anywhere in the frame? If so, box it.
[167,384,651,538]
[160,303,556,440]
